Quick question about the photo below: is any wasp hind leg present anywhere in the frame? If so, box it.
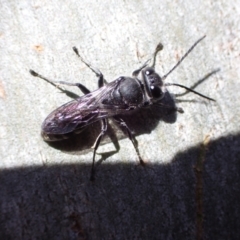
[73,46,106,88]
[29,69,91,96]
[30,46,106,96]
[90,119,108,181]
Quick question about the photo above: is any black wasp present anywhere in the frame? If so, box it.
[30,35,215,181]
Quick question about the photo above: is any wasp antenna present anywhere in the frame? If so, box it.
[165,82,215,101]
[162,35,206,80]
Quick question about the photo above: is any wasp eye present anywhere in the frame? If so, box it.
[145,67,154,76]
[150,86,163,99]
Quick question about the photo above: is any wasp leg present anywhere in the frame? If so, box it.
[73,46,106,87]
[90,118,108,181]
[132,42,164,77]
[29,70,103,95]
[29,70,69,91]
[132,59,150,77]
[50,81,91,94]
[29,69,91,95]
[113,117,144,165]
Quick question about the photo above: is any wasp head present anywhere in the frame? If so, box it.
[142,67,166,101]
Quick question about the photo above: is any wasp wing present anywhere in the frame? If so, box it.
[41,79,128,141]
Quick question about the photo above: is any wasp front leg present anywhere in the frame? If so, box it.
[132,59,150,77]
[132,42,163,77]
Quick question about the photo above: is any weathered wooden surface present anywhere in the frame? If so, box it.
[0,1,239,239]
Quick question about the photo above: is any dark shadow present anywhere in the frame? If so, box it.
[0,133,239,239]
